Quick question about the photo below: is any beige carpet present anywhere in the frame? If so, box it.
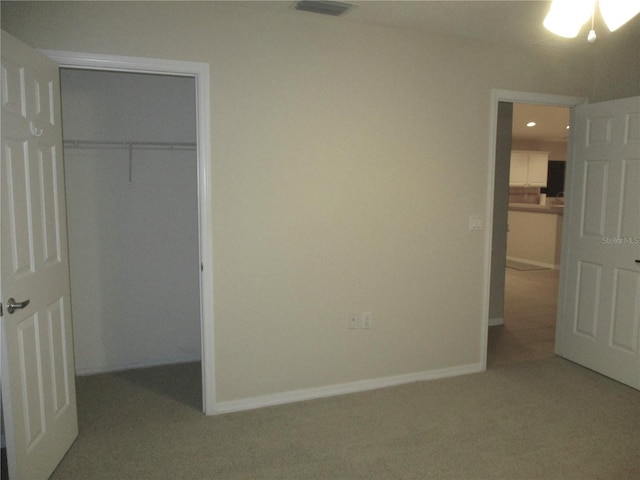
[488,268,559,368]
[49,359,639,480]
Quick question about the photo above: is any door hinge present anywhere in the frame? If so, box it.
[0,302,3,317]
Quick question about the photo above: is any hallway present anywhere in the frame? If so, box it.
[488,267,559,368]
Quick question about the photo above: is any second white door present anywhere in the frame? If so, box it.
[557,96,640,389]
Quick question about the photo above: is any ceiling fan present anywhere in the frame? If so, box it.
[544,0,640,43]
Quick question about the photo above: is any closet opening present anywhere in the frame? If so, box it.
[60,68,203,410]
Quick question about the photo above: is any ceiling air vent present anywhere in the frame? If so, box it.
[295,1,354,17]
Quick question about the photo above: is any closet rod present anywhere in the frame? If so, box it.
[63,139,197,185]
[63,139,197,150]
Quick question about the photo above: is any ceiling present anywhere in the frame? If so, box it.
[242,0,640,48]
[243,1,599,143]
[512,103,570,143]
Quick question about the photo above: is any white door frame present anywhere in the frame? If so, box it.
[480,89,587,369]
[40,50,216,414]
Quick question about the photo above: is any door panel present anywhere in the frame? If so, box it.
[1,58,27,118]
[611,268,639,352]
[5,140,35,275]
[1,30,78,480]
[557,96,640,389]
[574,260,601,338]
[47,297,72,413]
[620,159,639,238]
[38,144,63,265]
[17,313,46,450]
[582,160,608,236]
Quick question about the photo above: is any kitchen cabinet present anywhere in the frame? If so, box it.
[509,150,549,187]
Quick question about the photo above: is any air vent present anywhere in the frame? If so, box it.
[295,1,353,17]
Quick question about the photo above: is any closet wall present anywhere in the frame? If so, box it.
[60,70,201,374]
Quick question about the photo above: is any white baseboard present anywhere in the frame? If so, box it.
[489,317,504,326]
[75,354,201,376]
[507,256,559,270]
[213,362,483,414]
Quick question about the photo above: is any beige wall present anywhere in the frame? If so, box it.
[3,1,637,405]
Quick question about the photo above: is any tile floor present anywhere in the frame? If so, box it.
[487,267,560,368]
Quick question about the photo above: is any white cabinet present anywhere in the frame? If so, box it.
[527,152,550,185]
[509,151,529,185]
[509,150,549,187]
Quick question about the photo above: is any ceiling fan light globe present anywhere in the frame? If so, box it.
[599,0,640,31]
[543,0,595,38]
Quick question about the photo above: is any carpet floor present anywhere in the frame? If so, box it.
[487,268,558,368]
[49,359,640,480]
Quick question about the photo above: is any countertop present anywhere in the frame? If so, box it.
[508,203,564,214]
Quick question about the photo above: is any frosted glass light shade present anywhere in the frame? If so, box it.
[600,0,640,31]
[543,0,596,38]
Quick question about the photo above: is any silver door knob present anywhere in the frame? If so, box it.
[7,298,30,314]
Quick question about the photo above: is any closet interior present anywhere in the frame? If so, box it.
[60,69,202,376]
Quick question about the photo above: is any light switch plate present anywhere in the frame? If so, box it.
[469,214,484,231]
[362,312,372,329]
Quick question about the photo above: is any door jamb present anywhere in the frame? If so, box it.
[41,50,216,414]
[481,89,587,369]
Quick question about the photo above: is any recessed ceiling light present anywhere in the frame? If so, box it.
[566,125,571,130]
[526,121,537,127]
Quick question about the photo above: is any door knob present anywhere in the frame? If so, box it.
[7,298,30,314]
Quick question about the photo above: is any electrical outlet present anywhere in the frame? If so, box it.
[362,312,372,329]
[348,313,359,329]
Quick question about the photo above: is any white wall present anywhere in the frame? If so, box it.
[3,1,638,406]
[60,70,200,374]
[60,69,197,143]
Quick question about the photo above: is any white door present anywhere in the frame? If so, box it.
[1,30,78,479]
[557,96,640,389]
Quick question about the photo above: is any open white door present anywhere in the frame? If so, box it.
[557,96,640,389]
[1,31,78,479]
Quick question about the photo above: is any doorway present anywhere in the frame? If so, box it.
[484,90,585,369]
[60,69,202,392]
[488,102,570,367]
[43,50,215,414]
